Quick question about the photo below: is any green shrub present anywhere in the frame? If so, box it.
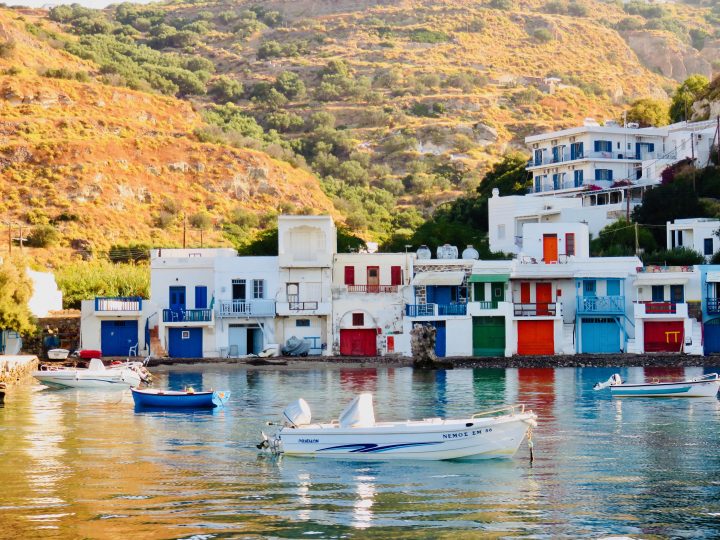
[0,40,16,58]
[533,28,553,43]
[408,28,451,43]
[27,224,59,247]
[209,76,244,103]
[265,111,304,132]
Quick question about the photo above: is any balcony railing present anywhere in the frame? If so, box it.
[347,284,398,293]
[475,301,500,310]
[576,296,624,314]
[217,300,276,318]
[707,297,720,314]
[640,301,677,314]
[162,309,213,323]
[289,301,319,311]
[95,296,142,311]
[513,303,557,316]
[405,304,467,317]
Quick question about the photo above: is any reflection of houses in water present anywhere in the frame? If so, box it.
[340,368,378,394]
[351,474,376,530]
[517,368,556,414]
[167,371,204,390]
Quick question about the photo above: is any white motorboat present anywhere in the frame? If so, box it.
[259,393,537,461]
[594,372,720,398]
[33,358,150,389]
[47,348,70,360]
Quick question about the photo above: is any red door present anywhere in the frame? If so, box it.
[536,283,552,316]
[543,234,558,263]
[520,282,531,303]
[340,329,378,356]
[644,321,684,352]
[518,320,554,355]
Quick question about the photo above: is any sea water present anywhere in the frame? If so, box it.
[1,365,719,538]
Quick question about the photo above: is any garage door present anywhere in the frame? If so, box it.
[340,329,377,356]
[473,317,505,356]
[100,320,138,357]
[644,321,684,353]
[581,318,620,354]
[518,320,554,355]
[168,328,203,358]
[704,319,720,354]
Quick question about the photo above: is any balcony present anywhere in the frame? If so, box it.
[513,303,557,317]
[162,309,213,323]
[405,303,467,317]
[529,151,654,168]
[217,300,276,318]
[95,296,142,313]
[707,297,720,314]
[476,301,500,310]
[576,296,624,315]
[346,284,399,293]
[634,301,688,318]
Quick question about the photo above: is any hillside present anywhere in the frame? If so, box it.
[1,0,719,259]
[0,8,337,266]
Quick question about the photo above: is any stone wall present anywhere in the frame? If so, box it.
[22,314,81,359]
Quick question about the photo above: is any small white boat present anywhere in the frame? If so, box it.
[33,358,150,389]
[259,393,537,461]
[594,372,720,398]
[47,348,70,360]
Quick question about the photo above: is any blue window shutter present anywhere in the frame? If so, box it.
[552,174,559,189]
[607,279,620,296]
[608,170,613,181]
[648,143,654,152]
[594,140,600,152]
[195,286,207,309]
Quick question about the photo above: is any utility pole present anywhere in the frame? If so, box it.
[635,222,639,256]
[182,216,187,249]
[18,224,23,251]
[716,115,720,167]
[691,131,696,191]
[6,221,12,254]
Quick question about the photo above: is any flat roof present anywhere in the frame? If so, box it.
[526,125,667,144]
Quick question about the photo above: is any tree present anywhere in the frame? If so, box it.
[27,224,59,247]
[625,97,670,127]
[642,247,704,266]
[209,76,244,103]
[670,75,709,122]
[0,257,35,335]
[274,71,306,99]
[189,211,212,230]
[590,219,657,256]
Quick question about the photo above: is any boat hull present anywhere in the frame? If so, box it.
[33,369,141,389]
[610,379,720,398]
[277,413,535,461]
[131,389,230,408]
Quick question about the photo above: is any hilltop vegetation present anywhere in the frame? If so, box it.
[0,0,718,268]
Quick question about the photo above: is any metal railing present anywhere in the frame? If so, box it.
[438,304,467,316]
[513,303,557,316]
[217,300,276,317]
[162,309,213,322]
[639,301,677,314]
[576,296,624,314]
[95,296,142,311]
[475,301,500,310]
[346,284,398,293]
[289,301,319,311]
[405,304,467,317]
[707,297,720,314]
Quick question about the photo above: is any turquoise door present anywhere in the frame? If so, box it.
[581,318,620,353]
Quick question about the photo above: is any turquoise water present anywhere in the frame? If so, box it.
[1,365,720,538]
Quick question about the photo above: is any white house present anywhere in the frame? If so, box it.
[332,252,415,356]
[667,218,720,261]
[275,215,336,355]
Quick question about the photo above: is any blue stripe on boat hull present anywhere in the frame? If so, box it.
[611,386,692,396]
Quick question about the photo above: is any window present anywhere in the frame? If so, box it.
[253,279,264,299]
[552,173,559,190]
[296,319,310,327]
[705,238,714,256]
[565,233,575,256]
[573,170,584,187]
[595,169,613,181]
[352,313,364,326]
[670,285,684,304]
[534,149,543,166]
[607,279,621,297]
[570,142,583,160]
[594,140,612,153]
[286,283,299,302]
[651,285,664,302]
[534,176,542,192]
[181,330,190,339]
[391,266,402,286]
[474,283,485,302]
[552,146,561,163]
[344,266,355,285]
[677,231,683,247]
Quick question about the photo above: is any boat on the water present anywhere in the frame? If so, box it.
[259,393,537,461]
[131,388,230,408]
[33,358,150,389]
[594,372,720,397]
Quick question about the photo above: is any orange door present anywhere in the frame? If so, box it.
[367,266,379,293]
[536,282,552,315]
[518,320,555,355]
[543,234,558,263]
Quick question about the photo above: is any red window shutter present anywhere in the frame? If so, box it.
[352,313,364,326]
[344,266,355,285]
[390,266,402,286]
[566,233,575,256]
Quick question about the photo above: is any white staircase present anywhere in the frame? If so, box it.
[562,323,575,354]
[687,319,704,356]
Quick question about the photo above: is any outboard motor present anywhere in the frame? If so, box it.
[594,373,622,390]
[282,398,312,427]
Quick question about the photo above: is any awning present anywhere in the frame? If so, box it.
[468,274,510,283]
[634,277,689,287]
[412,271,466,286]
[707,272,720,283]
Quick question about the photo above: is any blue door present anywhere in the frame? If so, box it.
[431,321,446,357]
[170,286,186,314]
[195,286,207,309]
[704,319,720,354]
[168,328,202,358]
[100,320,138,356]
[427,286,452,305]
[583,280,596,297]
[580,318,620,353]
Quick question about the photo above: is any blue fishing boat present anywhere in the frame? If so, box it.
[131,388,230,408]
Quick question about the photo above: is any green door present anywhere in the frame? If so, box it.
[491,282,504,308]
[472,317,505,356]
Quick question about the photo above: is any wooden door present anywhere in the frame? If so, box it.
[536,283,552,315]
[543,234,558,263]
[367,266,379,293]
